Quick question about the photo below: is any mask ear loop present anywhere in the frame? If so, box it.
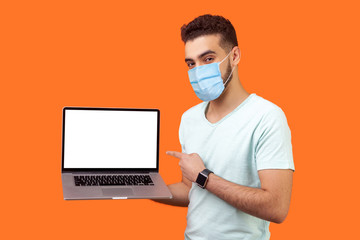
[223,49,240,88]
[219,50,232,64]
[223,66,236,87]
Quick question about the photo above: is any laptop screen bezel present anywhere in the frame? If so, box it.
[61,107,160,173]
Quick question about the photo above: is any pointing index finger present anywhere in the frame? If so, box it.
[166,151,185,159]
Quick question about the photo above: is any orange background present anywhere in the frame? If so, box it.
[1,0,359,239]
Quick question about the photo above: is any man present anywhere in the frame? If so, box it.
[155,14,295,239]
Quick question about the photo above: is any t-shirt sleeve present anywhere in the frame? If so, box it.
[255,107,295,171]
[179,115,186,154]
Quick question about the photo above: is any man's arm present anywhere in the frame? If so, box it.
[206,169,293,223]
[151,175,191,207]
[166,151,293,223]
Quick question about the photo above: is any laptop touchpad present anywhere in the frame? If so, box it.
[102,188,134,196]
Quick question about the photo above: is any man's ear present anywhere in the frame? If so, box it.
[231,46,241,66]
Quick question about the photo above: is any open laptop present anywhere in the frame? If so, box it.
[61,107,172,200]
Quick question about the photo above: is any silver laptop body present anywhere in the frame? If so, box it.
[61,107,172,200]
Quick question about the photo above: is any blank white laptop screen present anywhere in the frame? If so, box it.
[63,109,158,169]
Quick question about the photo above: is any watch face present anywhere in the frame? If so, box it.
[196,173,207,187]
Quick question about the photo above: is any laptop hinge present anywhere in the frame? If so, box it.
[62,170,155,174]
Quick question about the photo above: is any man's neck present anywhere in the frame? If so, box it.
[205,75,249,123]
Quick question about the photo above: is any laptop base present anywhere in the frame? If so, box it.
[62,172,172,200]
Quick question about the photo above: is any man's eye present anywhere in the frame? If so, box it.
[187,62,195,68]
[205,57,214,62]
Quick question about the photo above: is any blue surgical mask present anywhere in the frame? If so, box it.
[188,51,235,101]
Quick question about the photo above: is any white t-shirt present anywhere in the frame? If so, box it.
[180,94,295,240]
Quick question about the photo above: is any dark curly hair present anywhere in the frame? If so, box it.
[180,14,238,51]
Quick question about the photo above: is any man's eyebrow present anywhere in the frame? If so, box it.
[185,50,217,62]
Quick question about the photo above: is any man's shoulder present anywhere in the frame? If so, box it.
[248,95,290,134]
[250,94,286,118]
[181,101,207,120]
[251,94,281,110]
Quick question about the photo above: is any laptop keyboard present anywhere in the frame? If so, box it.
[74,174,154,186]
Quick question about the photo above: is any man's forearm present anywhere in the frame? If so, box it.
[151,182,190,207]
[206,174,287,223]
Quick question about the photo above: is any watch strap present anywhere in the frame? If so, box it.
[201,169,213,176]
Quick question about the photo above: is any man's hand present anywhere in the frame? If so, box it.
[166,151,206,182]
